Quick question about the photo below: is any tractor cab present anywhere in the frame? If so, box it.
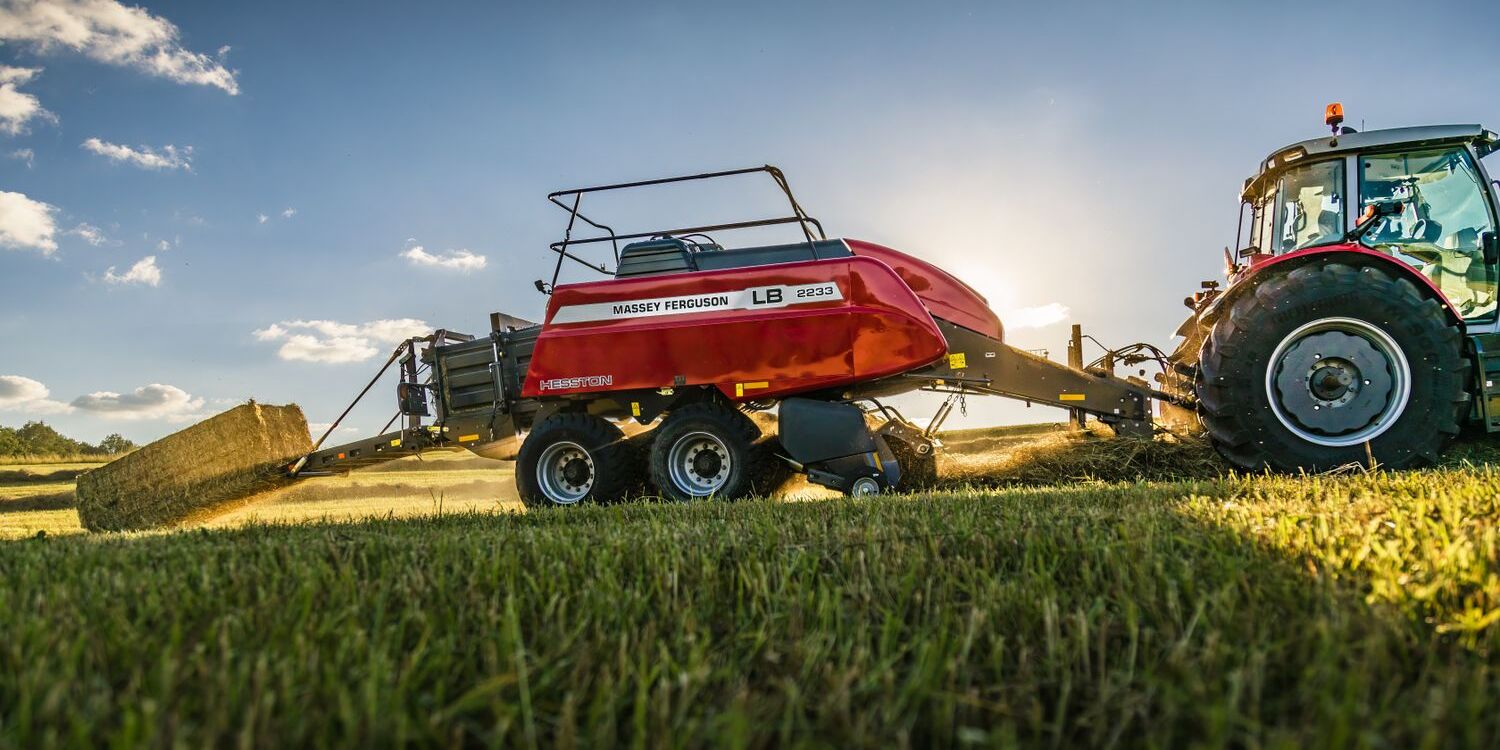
[1237,120,1500,320]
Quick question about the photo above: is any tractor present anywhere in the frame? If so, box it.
[1167,106,1500,471]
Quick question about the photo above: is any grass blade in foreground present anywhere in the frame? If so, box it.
[3,469,1499,746]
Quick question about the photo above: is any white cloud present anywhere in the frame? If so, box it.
[7,147,34,167]
[102,255,160,286]
[401,245,487,272]
[156,238,169,251]
[256,213,268,224]
[69,222,107,245]
[281,207,296,219]
[0,190,58,254]
[253,318,431,364]
[0,64,53,134]
[81,137,192,170]
[0,374,73,414]
[70,383,205,421]
[0,64,36,85]
[307,422,361,437]
[1002,303,1070,330]
[0,0,239,94]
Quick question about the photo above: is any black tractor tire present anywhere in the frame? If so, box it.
[649,402,764,501]
[1197,262,1468,472]
[516,413,636,508]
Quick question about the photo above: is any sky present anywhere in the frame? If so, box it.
[2,0,1499,443]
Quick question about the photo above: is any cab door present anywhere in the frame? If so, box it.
[1357,146,1500,323]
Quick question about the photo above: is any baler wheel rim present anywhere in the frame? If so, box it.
[666,431,733,498]
[534,441,594,505]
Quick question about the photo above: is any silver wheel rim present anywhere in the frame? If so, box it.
[667,431,732,498]
[535,440,593,504]
[1264,316,1411,447]
[851,477,881,496]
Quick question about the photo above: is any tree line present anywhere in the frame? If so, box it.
[0,422,136,458]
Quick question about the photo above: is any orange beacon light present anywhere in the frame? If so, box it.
[1325,102,1345,134]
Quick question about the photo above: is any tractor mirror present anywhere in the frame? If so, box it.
[1483,231,1499,266]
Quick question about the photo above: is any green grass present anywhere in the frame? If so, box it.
[2,468,1499,747]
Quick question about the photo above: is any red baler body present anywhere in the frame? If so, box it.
[521,239,999,401]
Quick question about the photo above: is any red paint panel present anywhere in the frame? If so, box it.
[522,256,946,400]
[845,239,1004,341]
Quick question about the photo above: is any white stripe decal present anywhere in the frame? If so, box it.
[549,281,843,324]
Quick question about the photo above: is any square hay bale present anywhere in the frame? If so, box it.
[74,403,313,531]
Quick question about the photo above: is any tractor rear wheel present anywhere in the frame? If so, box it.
[1197,262,1467,471]
[516,413,635,508]
[650,402,763,501]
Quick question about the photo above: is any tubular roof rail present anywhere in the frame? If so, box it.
[541,165,826,292]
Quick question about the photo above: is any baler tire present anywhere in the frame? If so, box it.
[748,435,795,496]
[1196,262,1468,472]
[649,402,763,502]
[516,414,634,508]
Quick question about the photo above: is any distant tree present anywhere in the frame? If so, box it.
[0,421,108,457]
[99,434,136,455]
[16,422,73,455]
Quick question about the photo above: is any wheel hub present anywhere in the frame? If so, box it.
[691,450,723,479]
[1265,319,1410,446]
[667,432,732,498]
[562,457,592,486]
[1309,362,1355,401]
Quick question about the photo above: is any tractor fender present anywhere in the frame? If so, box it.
[1198,243,1465,329]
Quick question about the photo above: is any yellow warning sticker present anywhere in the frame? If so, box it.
[458,434,480,443]
[948,352,967,369]
[630,401,641,417]
[390,439,401,447]
[1059,393,1086,402]
[735,381,770,397]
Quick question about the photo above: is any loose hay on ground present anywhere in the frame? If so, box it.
[938,424,1227,487]
[74,403,313,531]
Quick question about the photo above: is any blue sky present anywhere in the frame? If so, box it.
[2,0,1498,443]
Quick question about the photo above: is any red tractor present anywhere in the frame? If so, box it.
[1168,107,1500,471]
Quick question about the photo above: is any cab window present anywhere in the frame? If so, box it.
[1270,160,1344,254]
[1360,148,1497,319]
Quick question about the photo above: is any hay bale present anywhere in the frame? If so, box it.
[74,403,313,531]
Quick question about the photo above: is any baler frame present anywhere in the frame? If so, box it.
[287,164,1170,492]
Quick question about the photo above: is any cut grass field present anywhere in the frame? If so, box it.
[2,427,1499,746]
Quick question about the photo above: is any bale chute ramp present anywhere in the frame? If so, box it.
[74,403,313,531]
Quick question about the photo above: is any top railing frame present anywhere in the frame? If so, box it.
[542,165,827,291]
